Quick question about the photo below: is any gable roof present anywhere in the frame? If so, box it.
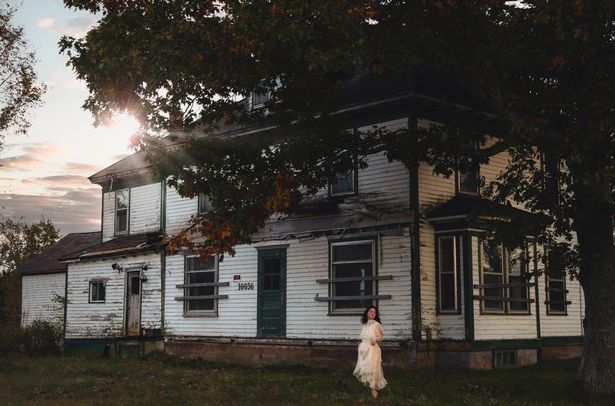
[16,231,101,276]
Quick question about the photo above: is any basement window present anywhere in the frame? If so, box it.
[493,350,517,368]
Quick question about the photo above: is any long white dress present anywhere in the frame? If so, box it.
[353,320,387,390]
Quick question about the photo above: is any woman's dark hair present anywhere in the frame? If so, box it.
[361,305,381,324]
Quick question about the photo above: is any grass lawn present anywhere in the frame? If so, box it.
[0,355,610,405]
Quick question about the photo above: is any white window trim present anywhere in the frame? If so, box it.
[197,193,212,215]
[89,280,106,303]
[479,240,531,315]
[329,239,376,314]
[114,188,129,235]
[183,255,219,317]
[437,235,460,313]
[329,168,357,197]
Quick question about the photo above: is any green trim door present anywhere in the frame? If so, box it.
[257,248,286,337]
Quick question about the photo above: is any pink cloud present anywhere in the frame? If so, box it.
[0,143,61,171]
[64,162,101,174]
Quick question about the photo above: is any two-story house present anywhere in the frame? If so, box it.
[54,72,583,367]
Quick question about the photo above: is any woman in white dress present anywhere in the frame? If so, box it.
[353,305,387,398]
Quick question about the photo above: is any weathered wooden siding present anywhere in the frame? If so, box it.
[164,233,413,340]
[165,186,197,235]
[129,183,162,234]
[357,118,410,210]
[21,273,65,327]
[164,245,259,337]
[102,191,115,242]
[471,236,538,340]
[65,253,161,339]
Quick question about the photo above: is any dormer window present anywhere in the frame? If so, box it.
[115,189,129,235]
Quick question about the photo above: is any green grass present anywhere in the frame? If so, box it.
[0,355,610,405]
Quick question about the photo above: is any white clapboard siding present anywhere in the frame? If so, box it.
[357,118,410,210]
[65,253,162,339]
[286,233,412,340]
[102,191,115,242]
[129,183,162,234]
[164,233,413,340]
[471,236,538,340]
[21,273,66,327]
[165,186,198,235]
[164,245,259,337]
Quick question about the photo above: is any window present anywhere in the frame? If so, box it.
[493,350,517,368]
[184,255,218,314]
[115,189,129,234]
[545,250,568,314]
[437,236,461,313]
[457,167,479,195]
[198,193,212,214]
[89,281,106,303]
[250,90,271,109]
[330,240,376,312]
[479,240,530,313]
[540,153,561,208]
[330,169,356,196]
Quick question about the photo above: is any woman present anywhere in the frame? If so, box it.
[353,305,387,398]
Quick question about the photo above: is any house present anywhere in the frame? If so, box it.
[17,231,100,328]
[55,72,583,368]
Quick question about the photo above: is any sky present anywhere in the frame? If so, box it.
[0,0,140,236]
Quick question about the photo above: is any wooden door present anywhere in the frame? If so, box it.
[257,249,286,337]
[126,271,141,336]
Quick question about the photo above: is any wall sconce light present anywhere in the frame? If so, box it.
[140,265,148,282]
[111,263,123,273]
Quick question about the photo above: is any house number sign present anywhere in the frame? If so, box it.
[238,282,255,290]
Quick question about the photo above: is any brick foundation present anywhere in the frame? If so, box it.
[542,344,583,360]
[164,338,417,369]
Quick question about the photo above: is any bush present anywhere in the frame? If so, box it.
[21,321,62,356]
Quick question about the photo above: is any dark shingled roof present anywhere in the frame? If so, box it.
[61,232,165,261]
[427,194,534,221]
[16,232,101,276]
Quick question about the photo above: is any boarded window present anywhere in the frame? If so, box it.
[89,281,106,303]
[115,189,129,234]
[184,256,217,313]
[438,236,460,312]
[330,241,375,311]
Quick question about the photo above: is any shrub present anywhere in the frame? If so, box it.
[21,320,62,356]
[0,327,24,355]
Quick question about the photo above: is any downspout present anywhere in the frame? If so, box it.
[160,180,166,337]
[463,232,475,341]
[533,242,541,346]
[63,265,68,344]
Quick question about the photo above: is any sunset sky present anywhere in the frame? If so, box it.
[0,0,138,235]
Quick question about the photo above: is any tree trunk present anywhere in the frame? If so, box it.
[575,204,615,395]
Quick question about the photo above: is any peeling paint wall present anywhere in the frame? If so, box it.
[21,273,65,327]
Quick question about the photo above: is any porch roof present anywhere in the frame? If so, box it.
[60,232,165,262]
[427,194,536,223]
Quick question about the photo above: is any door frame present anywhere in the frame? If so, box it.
[125,270,142,336]
[257,247,287,338]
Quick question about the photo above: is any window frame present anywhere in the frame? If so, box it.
[114,188,129,235]
[329,167,358,197]
[436,235,463,314]
[197,193,212,215]
[89,280,106,303]
[455,167,480,195]
[328,239,377,315]
[478,239,531,315]
[183,254,220,317]
[544,249,568,315]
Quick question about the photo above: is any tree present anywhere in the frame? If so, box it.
[0,217,60,327]
[61,0,615,394]
[0,5,45,146]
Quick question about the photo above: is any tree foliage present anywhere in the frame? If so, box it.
[0,5,45,146]
[62,0,615,394]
